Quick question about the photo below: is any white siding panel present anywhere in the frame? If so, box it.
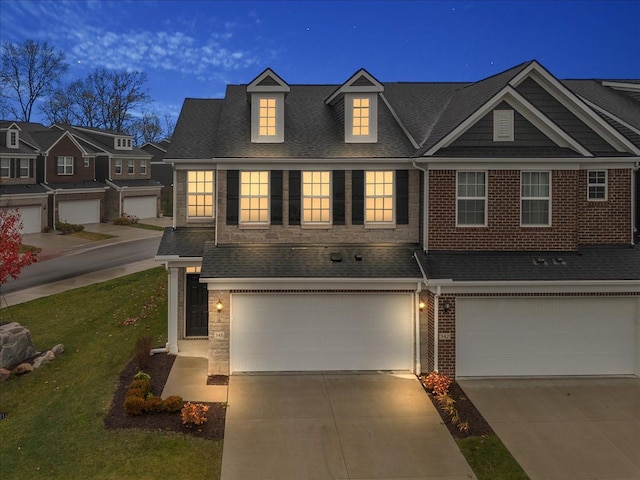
[123,196,156,219]
[2,206,42,233]
[58,199,100,224]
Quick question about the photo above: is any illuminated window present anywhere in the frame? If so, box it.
[56,156,73,175]
[259,98,277,137]
[302,171,331,224]
[240,171,269,224]
[587,170,606,201]
[352,98,370,136]
[186,266,202,274]
[521,171,550,226]
[187,171,214,218]
[457,172,486,226]
[365,171,394,224]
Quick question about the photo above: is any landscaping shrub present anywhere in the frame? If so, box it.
[55,221,85,234]
[181,402,209,427]
[144,395,165,413]
[113,213,139,225]
[164,395,184,413]
[134,336,153,370]
[421,371,452,396]
[124,395,145,415]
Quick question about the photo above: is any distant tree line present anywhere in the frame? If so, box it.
[0,39,174,144]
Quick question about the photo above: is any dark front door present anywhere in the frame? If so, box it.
[186,274,208,337]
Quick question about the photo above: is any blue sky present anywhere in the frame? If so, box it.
[1,0,638,125]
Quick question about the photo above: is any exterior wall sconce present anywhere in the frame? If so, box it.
[442,300,452,314]
[216,300,223,312]
[418,299,426,312]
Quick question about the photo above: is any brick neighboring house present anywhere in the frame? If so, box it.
[156,61,640,378]
[141,139,172,216]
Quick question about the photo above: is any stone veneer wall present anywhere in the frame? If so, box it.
[208,290,230,375]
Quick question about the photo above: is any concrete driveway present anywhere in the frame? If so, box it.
[221,373,475,480]
[459,377,640,480]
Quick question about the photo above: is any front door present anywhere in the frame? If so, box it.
[186,274,208,337]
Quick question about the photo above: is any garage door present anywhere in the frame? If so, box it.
[123,196,156,219]
[58,199,100,224]
[456,297,638,377]
[231,293,414,372]
[2,206,41,233]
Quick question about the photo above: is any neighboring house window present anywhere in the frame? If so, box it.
[0,158,9,177]
[302,171,331,225]
[127,139,131,148]
[493,110,514,142]
[84,158,90,168]
[140,160,147,175]
[128,159,135,174]
[187,171,214,218]
[56,156,73,175]
[117,138,121,147]
[186,266,202,274]
[587,170,607,201]
[365,171,394,224]
[240,171,269,224]
[115,159,122,175]
[19,159,30,178]
[259,98,277,137]
[8,130,18,148]
[521,171,550,226]
[352,98,370,136]
[457,171,486,226]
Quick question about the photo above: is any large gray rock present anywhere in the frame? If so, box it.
[0,323,38,369]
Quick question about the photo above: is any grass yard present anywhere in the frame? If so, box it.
[458,435,529,480]
[68,231,117,241]
[0,267,222,480]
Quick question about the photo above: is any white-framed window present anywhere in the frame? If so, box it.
[345,94,378,143]
[186,266,202,274]
[1,158,10,177]
[302,171,331,225]
[8,130,18,148]
[521,171,550,226]
[457,171,486,226]
[114,159,122,175]
[84,158,90,168]
[117,138,122,147]
[127,139,131,148]
[240,171,269,224]
[140,160,147,175]
[587,170,607,201]
[493,110,514,142]
[128,159,135,174]
[19,158,29,178]
[56,156,73,175]
[352,98,370,137]
[187,171,214,218]
[365,171,394,224]
[259,98,277,137]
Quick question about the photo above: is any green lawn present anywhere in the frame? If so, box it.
[69,231,117,241]
[458,435,529,480]
[0,267,222,480]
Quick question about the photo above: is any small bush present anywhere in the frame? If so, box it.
[144,396,165,413]
[126,387,147,400]
[130,378,151,393]
[134,336,153,371]
[422,371,452,396]
[124,395,145,415]
[113,213,139,225]
[181,402,209,426]
[55,221,85,234]
[164,395,183,413]
[133,371,151,381]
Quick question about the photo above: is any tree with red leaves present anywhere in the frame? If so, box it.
[0,209,37,285]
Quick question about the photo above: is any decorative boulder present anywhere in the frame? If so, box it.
[13,363,33,375]
[0,323,37,369]
[33,351,55,369]
[0,368,10,382]
[51,344,64,356]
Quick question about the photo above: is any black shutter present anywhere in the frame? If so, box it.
[9,158,15,178]
[332,170,345,225]
[270,170,283,225]
[396,170,409,225]
[351,170,364,225]
[288,170,300,225]
[29,158,34,178]
[226,170,239,225]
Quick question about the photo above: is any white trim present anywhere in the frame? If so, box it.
[202,278,420,291]
[364,170,395,226]
[247,68,290,93]
[579,97,640,137]
[186,170,215,220]
[301,170,332,227]
[380,93,420,149]
[239,170,270,226]
[251,93,285,143]
[324,68,384,105]
[493,109,514,142]
[345,93,378,143]
[601,81,640,93]
[425,280,640,294]
[521,170,551,227]
[587,169,607,201]
[44,131,89,156]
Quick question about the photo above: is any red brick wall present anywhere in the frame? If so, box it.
[428,169,632,251]
[47,136,94,183]
[436,295,456,377]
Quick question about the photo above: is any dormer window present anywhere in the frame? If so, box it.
[114,136,133,150]
[7,129,19,149]
[352,98,370,136]
[259,98,277,136]
[493,110,514,142]
[247,68,290,144]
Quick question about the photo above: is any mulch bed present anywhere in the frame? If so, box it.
[104,353,226,441]
[421,380,494,440]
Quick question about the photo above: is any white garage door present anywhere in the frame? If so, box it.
[123,196,156,219]
[58,199,100,224]
[2,206,41,233]
[456,297,638,377]
[231,293,414,372]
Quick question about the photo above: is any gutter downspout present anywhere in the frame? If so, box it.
[632,163,639,245]
[172,166,177,230]
[412,162,429,252]
[434,285,441,372]
[215,165,219,246]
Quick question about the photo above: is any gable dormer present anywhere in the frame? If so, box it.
[5,123,20,149]
[247,68,290,143]
[325,69,384,143]
[114,136,132,150]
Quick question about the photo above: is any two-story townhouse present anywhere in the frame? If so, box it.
[64,126,161,220]
[0,122,49,233]
[141,139,172,216]
[157,61,640,379]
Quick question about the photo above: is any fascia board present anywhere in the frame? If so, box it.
[247,68,290,93]
[325,69,384,104]
[201,278,421,291]
[155,256,203,265]
[601,81,640,93]
[416,159,638,170]
[44,131,89,156]
[579,97,640,137]
[0,152,38,158]
[425,279,640,294]
[213,158,414,170]
[168,158,215,166]
[48,187,109,194]
[0,192,50,200]
[68,132,111,156]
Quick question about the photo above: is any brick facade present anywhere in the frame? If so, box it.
[46,135,95,183]
[208,290,230,375]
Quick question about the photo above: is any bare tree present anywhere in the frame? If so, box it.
[0,39,68,121]
[130,112,163,145]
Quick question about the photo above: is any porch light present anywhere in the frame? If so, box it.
[216,300,223,312]
[418,299,426,311]
[442,300,452,314]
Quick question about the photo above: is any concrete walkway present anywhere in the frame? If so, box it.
[221,373,476,480]
[459,377,640,480]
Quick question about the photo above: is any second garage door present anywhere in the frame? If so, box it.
[58,199,100,224]
[1,206,41,233]
[231,293,414,373]
[456,297,638,377]
[123,196,156,219]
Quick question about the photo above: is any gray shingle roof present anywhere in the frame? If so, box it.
[165,99,223,159]
[0,184,49,195]
[419,246,640,282]
[107,179,162,188]
[156,227,216,258]
[45,181,108,191]
[200,243,423,279]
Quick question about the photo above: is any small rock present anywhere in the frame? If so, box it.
[51,344,64,356]
[13,363,33,375]
[0,368,10,382]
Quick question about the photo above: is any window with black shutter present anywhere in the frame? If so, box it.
[332,170,345,225]
[271,170,283,225]
[226,170,239,225]
[288,170,301,225]
[351,170,364,225]
[396,170,409,225]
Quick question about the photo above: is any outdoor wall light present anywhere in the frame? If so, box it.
[442,300,452,314]
[418,299,426,311]
[216,300,223,312]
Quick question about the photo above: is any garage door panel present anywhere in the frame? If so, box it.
[457,298,637,377]
[123,196,156,219]
[58,199,100,224]
[231,293,414,372]
[2,206,41,233]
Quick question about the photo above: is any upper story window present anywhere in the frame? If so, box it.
[56,156,74,175]
[302,171,331,225]
[114,159,122,175]
[140,159,147,175]
[128,159,135,174]
[457,171,486,226]
[587,170,607,201]
[352,98,370,136]
[345,94,378,143]
[521,171,550,226]
[0,158,9,177]
[187,171,214,218]
[259,98,277,136]
[115,136,133,150]
[8,130,19,149]
[493,110,514,142]
[240,171,269,224]
[247,68,289,144]
[365,171,394,224]
[19,158,30,178]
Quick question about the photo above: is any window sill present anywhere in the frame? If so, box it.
[238,223,270,230]
[301,223,332,230]
[364,223,396,230]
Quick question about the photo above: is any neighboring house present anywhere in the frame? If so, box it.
[142,139,172,216]
[62,126,161,220]
[156,61,640,379]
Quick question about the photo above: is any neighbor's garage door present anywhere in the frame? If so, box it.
[2,206,41,233]
[231,293,414,372]
[123,196,156,219]
[456,297,638,377]
[58,199,100,224]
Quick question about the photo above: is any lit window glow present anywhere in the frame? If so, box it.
[302,171,331,224]
[365,171,394,223]
[240,171,269,223]
[352,98,370,136]
[187,171,214,218]
[259,98,277,136]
